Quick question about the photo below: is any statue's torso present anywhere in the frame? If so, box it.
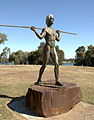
[44,27,57,48]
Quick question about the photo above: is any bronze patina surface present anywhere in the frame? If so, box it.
[31,14,62,86]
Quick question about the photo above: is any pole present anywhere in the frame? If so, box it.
[0,24,78,35]
[59,30,78,35]
[0,24,42,29]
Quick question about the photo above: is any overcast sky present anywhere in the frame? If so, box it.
[0,0,94,58]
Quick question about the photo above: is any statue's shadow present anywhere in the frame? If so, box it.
[0,95,42,117]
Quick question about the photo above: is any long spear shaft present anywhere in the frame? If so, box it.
[0,24,77,35]
[0,24,42,29]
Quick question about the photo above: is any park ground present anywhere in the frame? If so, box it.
[0,65,94,120]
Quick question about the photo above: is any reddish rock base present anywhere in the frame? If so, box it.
[26,82,82,117]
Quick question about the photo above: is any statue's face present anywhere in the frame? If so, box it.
[46,14,54,27]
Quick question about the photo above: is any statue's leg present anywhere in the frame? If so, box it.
[50,48,62,86]
[35,46,50,85]
[37,64,46,83]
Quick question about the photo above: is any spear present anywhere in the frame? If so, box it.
[0,24,78,35]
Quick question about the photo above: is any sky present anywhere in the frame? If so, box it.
[0,0,94,58]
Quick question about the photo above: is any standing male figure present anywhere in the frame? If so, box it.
[31,14,62,86]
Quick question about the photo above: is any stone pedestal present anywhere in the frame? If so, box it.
[26,82,82,117]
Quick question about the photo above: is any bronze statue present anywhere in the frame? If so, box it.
[31,14,62,86]
[0,20,77,86]
[0,21,77,86]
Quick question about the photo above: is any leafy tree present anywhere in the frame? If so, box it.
[0,47,10,63]
[84,45,94,66]
[9,50,29,64]
[0,33,8,63]
[74,45,94,67]
[0,33,8,44]
[28,50,41,65]
[28,42,45,65]
[74,46,85,66]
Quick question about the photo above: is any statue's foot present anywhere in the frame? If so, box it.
[34,81,41,85]
[55,81,63,86]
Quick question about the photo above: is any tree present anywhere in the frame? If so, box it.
[28,42,45,65]
[0,33,8,44]
[0,33,8,63]
[9,50,29,64]
[74,45,94,67]
[74,46,85,66]
[0,47,10,63]
[84,45,94,66]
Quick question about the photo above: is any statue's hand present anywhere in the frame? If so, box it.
[56,30,60,34]
[31,26,36,31]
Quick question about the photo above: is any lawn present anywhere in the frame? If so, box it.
[0,65,94,120]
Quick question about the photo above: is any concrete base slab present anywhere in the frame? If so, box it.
[8,98,94,120]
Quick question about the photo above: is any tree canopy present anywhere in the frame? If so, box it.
[0,47,10,63]
[0,33,8,44]
[0,33,9,63]
[74,45,94,66]
[9,50,29,64]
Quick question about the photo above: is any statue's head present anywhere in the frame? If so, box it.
[46,14,54,27]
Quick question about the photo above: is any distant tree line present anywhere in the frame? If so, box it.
[9,42,64,65]
[0,33,64,65]
[74,45,94,67]
[63,58,75,63]
[1,33,94,67]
